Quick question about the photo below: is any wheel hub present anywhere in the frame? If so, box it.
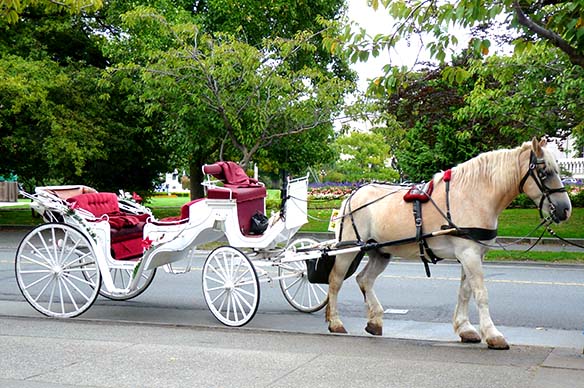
[52,265,63,277]
[224,280,234,291]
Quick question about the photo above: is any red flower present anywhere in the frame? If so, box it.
[141,237,153,250]
[132,192,143,203]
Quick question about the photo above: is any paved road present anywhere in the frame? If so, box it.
[1,227,583,349]
[1,227,584,387]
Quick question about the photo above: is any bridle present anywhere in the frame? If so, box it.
[518,150,567,221]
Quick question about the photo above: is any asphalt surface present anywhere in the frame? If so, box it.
[1,316,583,388]
[1,226,583,387]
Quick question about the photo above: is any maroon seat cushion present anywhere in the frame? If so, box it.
[67,192,120,216]
[68,192,149,260]
[207,185,267,202]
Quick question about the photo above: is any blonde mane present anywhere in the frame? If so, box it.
[439,142,535,192]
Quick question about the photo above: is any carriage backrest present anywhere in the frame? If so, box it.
[202,161,260,187]
[36,185,97,200]
[67,192,120,217]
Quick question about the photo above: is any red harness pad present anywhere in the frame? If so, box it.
[403,180,434,203]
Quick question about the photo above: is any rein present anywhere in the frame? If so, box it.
[546,226,584,250]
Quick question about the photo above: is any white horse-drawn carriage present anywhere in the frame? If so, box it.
[13,139,573,349]
[15,161,329,326]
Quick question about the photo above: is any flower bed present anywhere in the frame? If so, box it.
[308,184,355,200]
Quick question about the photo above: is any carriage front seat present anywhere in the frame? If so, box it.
[202,161,267,235]
[67,192,149,260]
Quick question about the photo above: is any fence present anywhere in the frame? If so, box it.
[558,158,584,179]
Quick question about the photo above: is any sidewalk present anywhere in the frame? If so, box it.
[0,316,583,388]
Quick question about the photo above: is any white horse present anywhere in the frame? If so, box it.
[328,139,572,349]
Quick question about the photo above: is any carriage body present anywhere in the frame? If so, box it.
[14,164,328,325]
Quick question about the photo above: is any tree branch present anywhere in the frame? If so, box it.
[512,1,584,68]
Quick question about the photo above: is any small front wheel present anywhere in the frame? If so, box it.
[15,223,101,318]
[279,238,328,313]
[202,246,260,327]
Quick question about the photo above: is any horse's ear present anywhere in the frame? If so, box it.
[532,137,544,157]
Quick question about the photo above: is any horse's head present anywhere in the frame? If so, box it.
[519,138,572,223]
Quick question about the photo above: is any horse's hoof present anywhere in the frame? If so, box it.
[365,322,382,336]
[487,336,510,350]
[328,325,348,334]
[459,330,481,343]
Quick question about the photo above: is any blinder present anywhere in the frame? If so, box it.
[518,151,567,221]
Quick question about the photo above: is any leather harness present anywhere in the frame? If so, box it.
[337,150,563,278]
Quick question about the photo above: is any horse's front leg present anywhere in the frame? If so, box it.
[325,253,354,334]
[356,252,390,336]
[459,253,509,350]
[453,267,481,343]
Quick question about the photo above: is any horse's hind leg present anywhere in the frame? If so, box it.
[356,251,390,336]
[459,253,509,350]
[453,267,481,343]
[326,252,355,334]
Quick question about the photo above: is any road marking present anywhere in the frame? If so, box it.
[381,274,584,287]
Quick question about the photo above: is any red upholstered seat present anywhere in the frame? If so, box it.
[206,186,267,201]
[67,192,120,215]
[203,161,267,235]
[67,192,148,260]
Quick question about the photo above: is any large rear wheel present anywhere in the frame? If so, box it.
[15,223,101,318]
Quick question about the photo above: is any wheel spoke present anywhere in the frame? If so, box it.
[62,275,90,304]
[233,289,253,311]
[31,275,54,302]
[22,272,52,289]
[209,288,227,304]
[20,254,52,270]
[61,277,80,311]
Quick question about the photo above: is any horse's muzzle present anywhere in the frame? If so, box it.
[550,201,572,223]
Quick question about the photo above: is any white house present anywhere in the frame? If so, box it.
[161,169,189,193]
[548,137,584,179]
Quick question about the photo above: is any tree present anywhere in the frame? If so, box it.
[330,0,583,71]
[326,130,399,182]
[0,0,102,23]
[108,6,352,197]
[377,47,583,180]
[0,3,173,192]
[321,1,583,179]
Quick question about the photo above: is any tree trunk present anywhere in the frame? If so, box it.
[189,159,205,200]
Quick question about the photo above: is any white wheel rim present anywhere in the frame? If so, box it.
[202,247,259,327]
[15,224,100,318]
[279,238,328,312]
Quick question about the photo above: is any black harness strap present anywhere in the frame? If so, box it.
[412,199,434,277]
